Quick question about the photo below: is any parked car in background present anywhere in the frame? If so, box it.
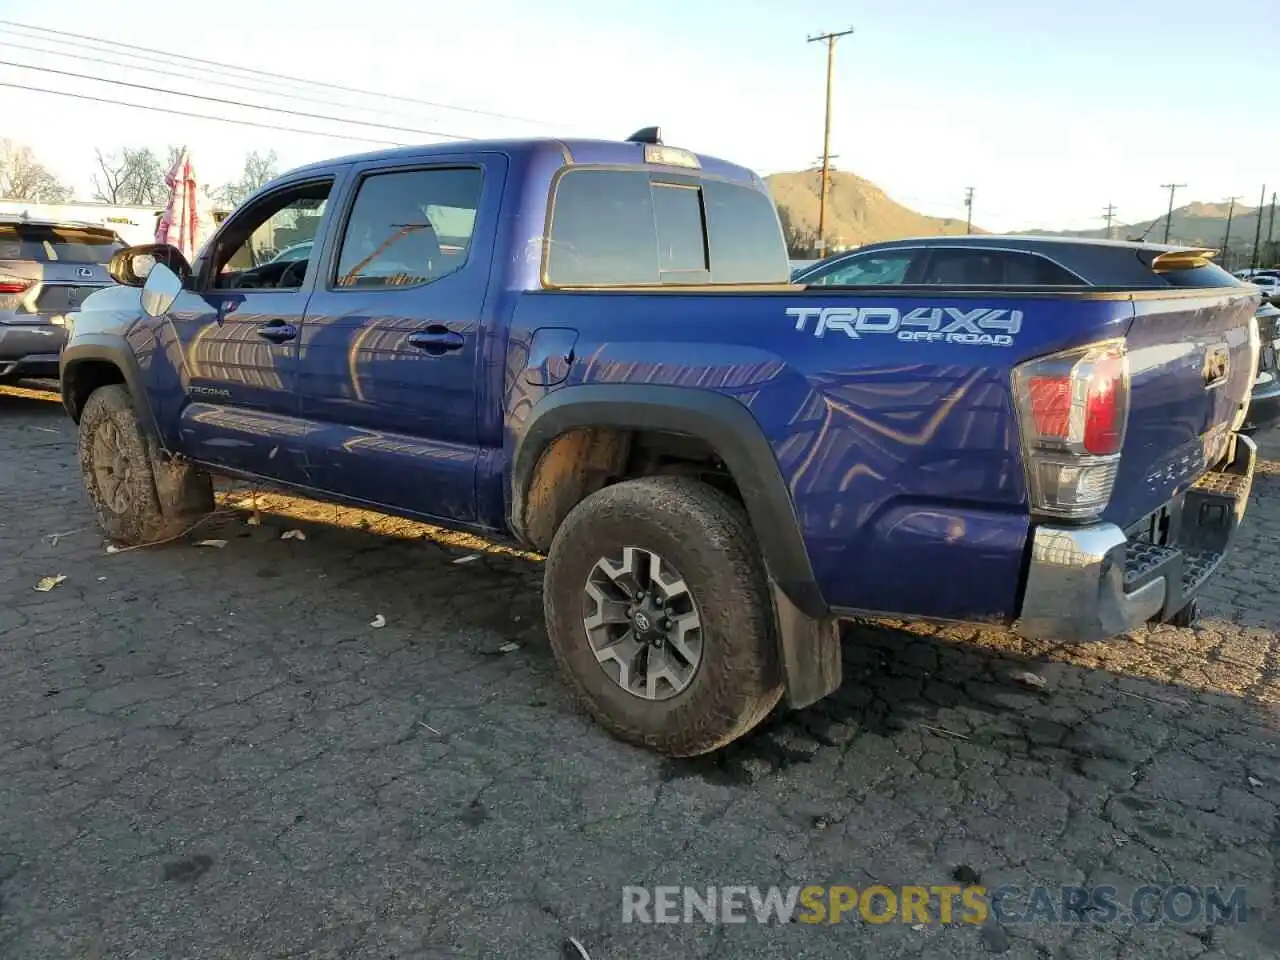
[60,134,1258,756]
[1248,273,1279,303]
[1245,300,1280,432]
[268,240,314,264]
[794,236,1280,432]
[0,217,123,382]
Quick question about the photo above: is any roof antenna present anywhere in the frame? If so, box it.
[626,126,663,145]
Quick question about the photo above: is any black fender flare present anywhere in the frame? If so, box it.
[60,335,161,442]
[510,384,827,619]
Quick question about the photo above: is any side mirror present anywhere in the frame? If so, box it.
[108,243,192,287]
[140,263,184,318]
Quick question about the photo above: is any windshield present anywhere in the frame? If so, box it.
[0,224,125,264]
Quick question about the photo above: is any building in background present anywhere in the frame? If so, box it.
[0,198,232,246]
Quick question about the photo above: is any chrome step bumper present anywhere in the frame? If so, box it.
[1015,433,1256,643]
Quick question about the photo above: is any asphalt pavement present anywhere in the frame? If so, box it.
[0,382,1276,959]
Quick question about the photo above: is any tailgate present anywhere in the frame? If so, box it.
[1105,286,1258,526]
[0,223,119,319]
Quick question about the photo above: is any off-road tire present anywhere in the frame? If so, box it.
[78,384,214,545]
[544,475,783,756]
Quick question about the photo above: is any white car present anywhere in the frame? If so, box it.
[1248,273,1280,301]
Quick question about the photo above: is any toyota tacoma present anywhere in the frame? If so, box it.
[59,130,1259,756]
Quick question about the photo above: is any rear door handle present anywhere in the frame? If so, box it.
[256,321,298,343]
[407,326,465,354]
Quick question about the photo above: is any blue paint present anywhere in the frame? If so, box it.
[65,137,1256,629]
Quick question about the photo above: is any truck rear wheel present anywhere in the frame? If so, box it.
[543,476,782,756]
[77,384,213,545]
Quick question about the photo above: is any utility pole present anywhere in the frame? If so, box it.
[1252,184,1267,270]
[813,154,840,190]
[964,187,975,234]
[1222,196,1241,263]
[1102,203,1117,240]
[1267,191,1277,265]
[1160,183,1185,244]
[808,27,854,258]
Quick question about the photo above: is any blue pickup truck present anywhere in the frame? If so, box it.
[59,130,1259,756]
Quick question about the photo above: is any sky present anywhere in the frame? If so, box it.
[0,0,1275,232]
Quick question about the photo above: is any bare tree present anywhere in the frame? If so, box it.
[216,150,279,207]
[92,148,131,203]
[92,145,189,205]
[0,139,72,202]
[124,147,167,205]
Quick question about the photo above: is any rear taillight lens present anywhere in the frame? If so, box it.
[1013,339,1130,520]
[0,278,32,295]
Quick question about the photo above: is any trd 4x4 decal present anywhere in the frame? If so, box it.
[786,305,1023,347]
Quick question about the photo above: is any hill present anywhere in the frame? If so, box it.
[1022,202,1277,251]
[766,169,981,253]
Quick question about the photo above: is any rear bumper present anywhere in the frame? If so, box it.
[1015,433,1256,642]
[0,322,67,378]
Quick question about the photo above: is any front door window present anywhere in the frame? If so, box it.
[212,182,332,291]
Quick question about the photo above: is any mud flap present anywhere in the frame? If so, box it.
[151,452,215,526]
[772,581,842,709]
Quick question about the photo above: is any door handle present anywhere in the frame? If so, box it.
[256,321,298,344]
[407,326,465,354]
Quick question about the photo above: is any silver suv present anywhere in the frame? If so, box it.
[0,217,124,381]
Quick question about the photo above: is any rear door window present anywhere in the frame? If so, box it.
[334,167,483,289]
[920,249,1004,284]
[546,169,789,285]
[1000,251,1083,285]
[0,225,124,263]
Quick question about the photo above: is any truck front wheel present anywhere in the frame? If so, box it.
[543,476,782,756]
[77,385,213,545]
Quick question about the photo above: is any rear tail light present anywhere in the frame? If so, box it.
[1013,339,1130,520]
[0,277,33,295]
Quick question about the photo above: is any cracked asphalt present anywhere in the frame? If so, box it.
[0,382,1277,960]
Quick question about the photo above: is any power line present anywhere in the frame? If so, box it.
[0,59,473,141]
[0,36,463,130]
[0,79,410,146]
[0,19,557,127]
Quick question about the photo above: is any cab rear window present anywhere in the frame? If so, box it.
[0,225,124,264]
[545,169,789,286]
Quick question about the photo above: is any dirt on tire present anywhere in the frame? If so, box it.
[77,384,212,546]
[543,475,783,757]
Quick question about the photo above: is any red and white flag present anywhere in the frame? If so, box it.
[154,148,212,262]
